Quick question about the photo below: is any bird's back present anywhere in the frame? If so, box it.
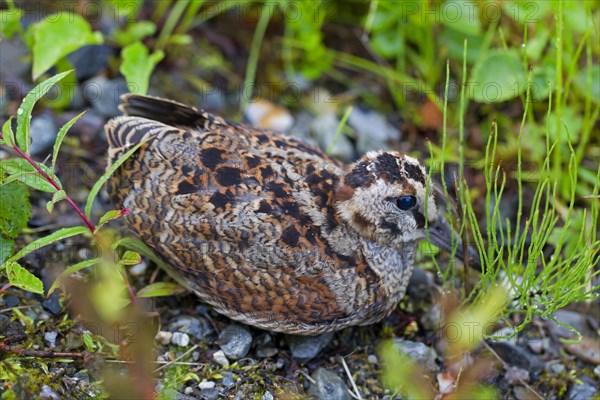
[105,95,408,334]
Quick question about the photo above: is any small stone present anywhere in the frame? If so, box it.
[487,342,543,373]
[594,365,600,378]
[527,339,543,354]
[171,332,190,347]
[67,45,112,81]
[199,388,219,400]
[42,292,62,315]
[129,260,147,276]
[3,296,19,308]
[84,77,129,117]
[504,366,530,385]
[39,385,60,400]
[221,372,235,388]
[44,331,58,348]
[212,350,229,367]
[547,363,565,375]
[564,336,600,364]
[367,354,379,364]
[490,327,518,345]
[262,391,274,400]
[155,331,173,345]
[184,387,194,395]
[198,380,216,390]
[512,386,531,400]
[566,376,598,400]
[348,107,401,154]
[393,339,438,372]
[169,315,214,340]
[311,113,354,161]
[29,113,57,156]
[308,368,351,400]
[218,324,252,360]
[286,332,333,364]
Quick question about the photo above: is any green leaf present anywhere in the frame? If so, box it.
[5,261,44,295]
[85,138,150,218]
[0,9,23,39]
[47,257,101,296]
[440,0,481,36]
[16,71,73,153]
[470,50,527,103]
[52,111,86,171]
[0,158,60,193]
[0,181,30,239]
[82,331,95,352]
[120,41,164,95]
[46,189,66,214]
[3,226,88,267]
[137,282,185,298]
[113,20,156,47]
[2,118,16,147]
[31,13,103,80]
[0,236,15,264]
[120,250,142,266]
[95,209,129,232]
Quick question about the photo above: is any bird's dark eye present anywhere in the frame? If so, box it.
[396,195,417,210]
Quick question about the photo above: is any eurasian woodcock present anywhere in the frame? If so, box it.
[105,95,455,335]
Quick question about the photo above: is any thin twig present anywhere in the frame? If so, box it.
[340,356,363,400]
[153,344,200,373]
[0,344,89,359]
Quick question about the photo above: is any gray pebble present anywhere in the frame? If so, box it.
[39,385,60,400]
[218,324,252,360]
[487,342,543,373]
[221,372,235,388]
[367,354,378,364]
[169,315,213,340]
[348,107,400,154]
[199,388,219,400]
[307,368,351,400]
[171,332,190,347]
[566,376,598,400]
[198,380,216,390]
[286,332,333,364]
[83,77,128,118]
[262,391,274,400]
[212,349,229,367]
[393,339,438,372]
[548,363,565,375]
[67,45,112,81]
[311,113,354,162]
[44,331,58,348]
[29,113,57,156]
[183,387,194,395]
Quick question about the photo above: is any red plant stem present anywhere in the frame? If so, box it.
[1,132,137,302]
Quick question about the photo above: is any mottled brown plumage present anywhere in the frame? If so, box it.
[105,95,442,335]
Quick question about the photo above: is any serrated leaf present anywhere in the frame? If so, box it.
[95,209,129,232]
[2,118,16,147]
[16,71,73,153]
[51,111,85,172]
[31,13,103,80]
[46,189,67,214]
[0,236,15,264]
[137,282,185,298]
[0,181,30,239]
[47,257,100,296]
[470,50,526,103]
[0,158,60,193]
[120,250,141,266]
[120,41,164,95]
[85,138,151,218]
[3,226,88,267]
[5,261,44,295]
